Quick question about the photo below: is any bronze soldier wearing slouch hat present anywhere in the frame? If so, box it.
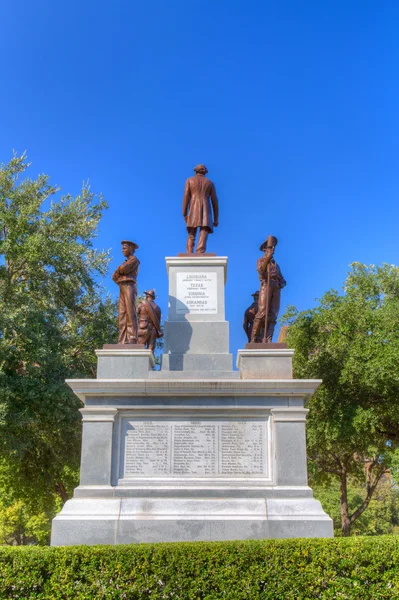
[243,291,265,343]
[112,240,140,344]
[137,290,163,352]
[251,236,286,344]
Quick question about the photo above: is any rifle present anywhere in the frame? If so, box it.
[262,260,271,343]
[261,235,277,343]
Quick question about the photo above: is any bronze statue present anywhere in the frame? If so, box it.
[137,290,163,352]
[250,236,286,343]
[243,291,265,342]
[112,240,140,344]
[182,164,219,253]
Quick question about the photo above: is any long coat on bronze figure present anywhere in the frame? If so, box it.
[137,290,162,352]
[182,164,219,254]
[251,237,286,343]
[112,241,140,344]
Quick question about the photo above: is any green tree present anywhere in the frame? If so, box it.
[0,153,117,540]
[283,263,399,536]
[313,475,399,537]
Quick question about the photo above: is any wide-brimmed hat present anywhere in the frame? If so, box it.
[259,235,278,252]
[121,240,139,250]
[144,289,156,299]
[193,164,208,174]
[251,291,260,297]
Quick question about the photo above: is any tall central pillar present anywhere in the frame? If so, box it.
[162,256,232,372]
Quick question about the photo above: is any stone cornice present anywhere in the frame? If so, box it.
[66,378,322,402]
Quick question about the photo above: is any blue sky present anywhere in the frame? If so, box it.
[1,1,398,362]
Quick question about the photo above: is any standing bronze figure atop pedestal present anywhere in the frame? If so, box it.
[112,240,140,344]
[250,236,286,344]
[182,164,219,254]
[243,291,265,343]
[137,289,163,353]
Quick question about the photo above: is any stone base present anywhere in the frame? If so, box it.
[164,321,230,354]
[161,352,233,371]
[237,349,293,379]
[96,348,155,378]
[51,495,333,546]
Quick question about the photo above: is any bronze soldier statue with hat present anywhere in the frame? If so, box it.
[243,291,265,343]
[137,290,163,352]
[182,164,219,254]
[112,240,140,344]
[250,236,286,344]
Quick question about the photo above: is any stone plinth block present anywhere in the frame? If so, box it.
[165,256,228,322]
[237,349,294,379]
[161,352,232,372]
[96,348,155,379]
[163,321,230,354]
[162,256,231,371]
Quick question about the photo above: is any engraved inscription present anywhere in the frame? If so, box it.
[176,272,217,314]
[123,419,268,479]
[221,422,265,474]
[173,422,217,475]
[124,421,169,476]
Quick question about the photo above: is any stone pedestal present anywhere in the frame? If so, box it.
[162,256,232,372]
[96,348,155,379]
[237,348,293,379]
[51,256,333,546]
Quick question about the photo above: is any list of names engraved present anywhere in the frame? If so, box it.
[123,419,268,478]
[220,422,265,474]
[173,422,217,475]
[124,422,169,476]
[176,272,217,314]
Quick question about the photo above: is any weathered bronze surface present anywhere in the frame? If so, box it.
[182,164,219,254]
[112,241,140,344]
[243,291,265,343]
[245,342,287,349]
[137,289,163,352]
[177,253,217,257]
[250,236,286,344]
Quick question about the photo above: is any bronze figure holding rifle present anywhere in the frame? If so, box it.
[250,236,286,344]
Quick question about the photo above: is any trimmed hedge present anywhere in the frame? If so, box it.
[0,537,399,599]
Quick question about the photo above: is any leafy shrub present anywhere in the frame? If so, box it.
[1,536,399,599]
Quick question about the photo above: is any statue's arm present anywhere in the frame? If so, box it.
[182,179,191,218]
[118,256,138,275]
[257,249,274,276]
[210,183,219,226]
[243,311,249,333]
[278,267,287,288]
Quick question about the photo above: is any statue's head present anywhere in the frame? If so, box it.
[121,240,138,257]
[194,164,208,175]
[259,236,278,252]
[144,289,156,300]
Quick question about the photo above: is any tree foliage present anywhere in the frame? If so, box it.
[0,153,117,535]
[283,262,399,535]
